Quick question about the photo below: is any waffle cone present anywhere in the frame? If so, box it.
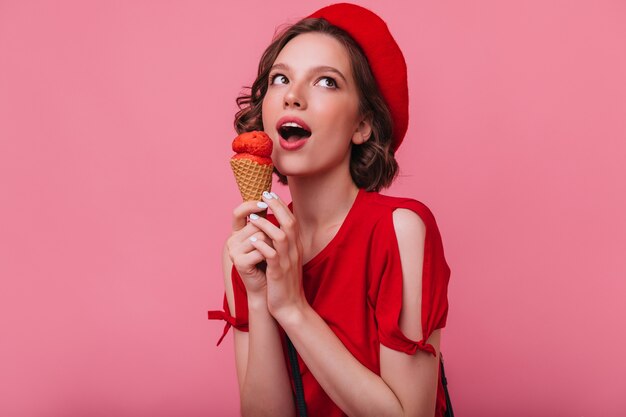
[230,158,273,202]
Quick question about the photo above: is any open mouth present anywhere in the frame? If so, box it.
[278,122,312,142]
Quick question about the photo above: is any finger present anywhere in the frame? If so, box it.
[248,213,289,256]
[227,223,258,255]
[249,236,278,264]
[237,222,262,239]
[234,222,275,247]
[230,224,274,254]
[233,249,266,273]
[240,230,274,255]
[232,200,270,231]
[252,230,274,248]
[262,191,296,224]
[228,223,264,262]
[261,191,298,240]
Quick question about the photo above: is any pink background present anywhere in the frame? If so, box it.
[1,0,625,416]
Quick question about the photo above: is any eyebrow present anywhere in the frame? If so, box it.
[269,63,348,84]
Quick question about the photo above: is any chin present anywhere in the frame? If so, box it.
[273,157,300,174]
[274,167,303,178]
[273,164,310,180]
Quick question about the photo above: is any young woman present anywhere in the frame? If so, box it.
[209,4,451,416]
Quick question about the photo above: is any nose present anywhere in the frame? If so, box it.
[283,84,306,110]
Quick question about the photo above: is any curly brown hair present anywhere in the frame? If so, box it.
[234,18,399,192]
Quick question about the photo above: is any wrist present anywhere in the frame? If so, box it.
[247,293,268,311]
[272,301,311,331]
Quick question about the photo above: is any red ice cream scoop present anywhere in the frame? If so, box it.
[231,131,273,165]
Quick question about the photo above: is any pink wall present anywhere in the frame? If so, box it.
[1,1,625,416]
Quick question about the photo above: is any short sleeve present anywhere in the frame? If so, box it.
[370,202,450,357]
[207,266,250,346]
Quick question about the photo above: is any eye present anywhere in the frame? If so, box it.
[270,73,289,85]
[316,76,337,89]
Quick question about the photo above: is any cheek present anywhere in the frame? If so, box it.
[261,93,280,125]
[315,100,359,136]
[261,105,271,132]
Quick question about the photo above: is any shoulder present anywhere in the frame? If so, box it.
[391,208,427,268]
[392,208,427,236]
[364,191,430,270]
[365,191,437,230]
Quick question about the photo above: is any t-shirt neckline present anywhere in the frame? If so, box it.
[287,187,366,271]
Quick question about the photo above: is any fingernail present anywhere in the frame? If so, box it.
[262,191,272,199]
[257,202,268,209]
[249,213,260,220]
[270,192,279,199]
[249,236,258,242]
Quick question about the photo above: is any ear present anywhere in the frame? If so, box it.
[351,113,373,145]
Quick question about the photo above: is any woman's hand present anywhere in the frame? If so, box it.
[226,200,275,297]
[247,191,308,321]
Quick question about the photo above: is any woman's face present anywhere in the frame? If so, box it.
[262,32,371,181]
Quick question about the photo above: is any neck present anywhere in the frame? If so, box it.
[287,167,360,231]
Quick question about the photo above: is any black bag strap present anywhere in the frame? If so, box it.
[440,352,454,417]
[286,335,308,417]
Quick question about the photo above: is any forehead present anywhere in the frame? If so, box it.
[274,32,352,74]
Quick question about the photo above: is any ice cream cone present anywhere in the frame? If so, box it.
[229,131,274,216]
[230,157,273,202]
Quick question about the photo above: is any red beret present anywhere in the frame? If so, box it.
[308,3,409,152]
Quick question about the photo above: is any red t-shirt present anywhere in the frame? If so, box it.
[209,188,451,416]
